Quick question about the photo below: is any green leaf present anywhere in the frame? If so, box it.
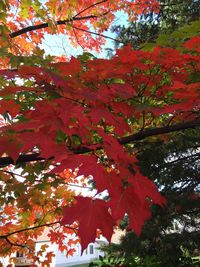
[19,0,32,19]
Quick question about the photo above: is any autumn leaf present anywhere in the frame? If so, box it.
[62,196,115,251]
[0,1,200,261]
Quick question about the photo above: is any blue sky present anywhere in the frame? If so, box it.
[40,11,128,58]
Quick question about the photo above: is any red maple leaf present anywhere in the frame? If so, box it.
[184,36,200,52]
[107,170,165,235]
[0,100,20,117]
[108,182,152,235]
[52,155,109,191]
[61,196,115,251]
[0,135,21,162]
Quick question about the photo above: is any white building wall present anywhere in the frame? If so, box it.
[0,237,107,267]
[55,239,107,267]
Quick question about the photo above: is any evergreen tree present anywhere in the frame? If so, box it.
[113,0,200,48]
[95,130,200,267]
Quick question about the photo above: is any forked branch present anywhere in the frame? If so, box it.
[0,118,200,167]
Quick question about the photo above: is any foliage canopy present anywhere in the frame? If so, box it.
[0,1,199,266]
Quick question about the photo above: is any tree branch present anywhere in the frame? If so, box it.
[73,0,108,18]
[8,5,123,44]
[118,118,200,145]
[9,15,100,38]
[0,119,200,167]
[72,25,122,43]
[0,153,53,167]
[158,151,200,168]
[0,221,77,239]
[4,236,26,248]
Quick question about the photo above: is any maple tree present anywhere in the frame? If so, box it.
[0,0,200,266]
[0,0,160,66]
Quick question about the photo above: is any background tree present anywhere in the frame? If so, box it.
[97,130,200,266]
[112,0,200,48]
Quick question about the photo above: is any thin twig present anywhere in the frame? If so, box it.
[2,170,26,179]
[72,25,123,43]
[73,0,108,18]
[72,27,84,50]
